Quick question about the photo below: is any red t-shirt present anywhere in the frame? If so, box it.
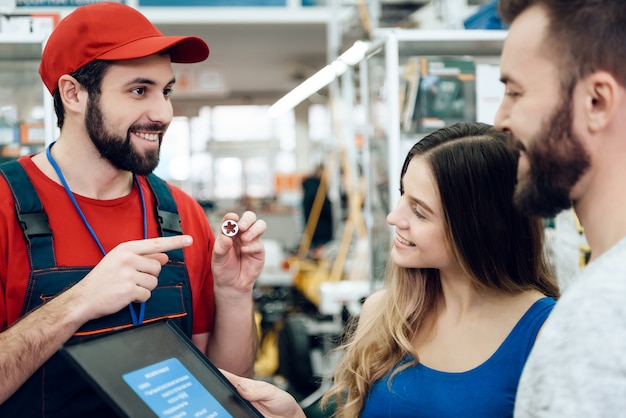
[0,156,215,335]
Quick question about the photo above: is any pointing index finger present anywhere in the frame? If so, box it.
[125,235,193,255]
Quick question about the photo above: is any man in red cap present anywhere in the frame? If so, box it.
[0,2,266,416]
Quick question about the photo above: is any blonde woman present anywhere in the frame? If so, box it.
[226,122,560,417]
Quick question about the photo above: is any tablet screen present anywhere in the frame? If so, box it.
[59,320,263,418]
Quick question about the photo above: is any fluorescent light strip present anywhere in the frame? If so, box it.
[268,40,370,118]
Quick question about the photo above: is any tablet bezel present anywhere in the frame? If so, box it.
[59,320,264,418]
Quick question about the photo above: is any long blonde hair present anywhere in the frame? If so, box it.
[323,265,441,417]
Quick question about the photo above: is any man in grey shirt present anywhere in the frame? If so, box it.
[495,0,626,416]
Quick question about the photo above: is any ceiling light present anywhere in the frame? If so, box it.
[268,40,370,118]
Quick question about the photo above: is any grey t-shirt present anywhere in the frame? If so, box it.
[514,236,626,417]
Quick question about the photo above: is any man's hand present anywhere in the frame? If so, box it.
[66,235,194,323]
[203,212,266,375]
[211,211,266,294]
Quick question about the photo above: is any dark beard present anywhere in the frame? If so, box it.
[513,89,590,218]
[85,95,163,175]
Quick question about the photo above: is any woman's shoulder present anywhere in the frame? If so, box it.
[358,289,387,322]
[503,290,553,316]
[363,289,386,308]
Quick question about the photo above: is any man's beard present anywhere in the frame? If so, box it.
[85,96,163,175]
[513,89,590,218]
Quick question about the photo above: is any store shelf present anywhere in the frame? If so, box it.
[0,33,53,159]
[363,28,506,211]
[373,28,507,56]
[0,33,47,61]
[351,28,507,286]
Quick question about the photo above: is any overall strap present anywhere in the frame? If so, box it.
[0,160,56,269]
[145,173,184,262]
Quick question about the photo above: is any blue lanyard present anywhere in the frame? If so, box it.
[46,142,148,325]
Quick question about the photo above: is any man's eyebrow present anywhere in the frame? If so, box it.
[124,77,176,87]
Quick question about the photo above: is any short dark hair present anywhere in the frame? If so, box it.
[498,0,626,90]
[52,60,112,128]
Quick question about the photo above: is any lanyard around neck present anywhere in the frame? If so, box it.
[45,141,148,325]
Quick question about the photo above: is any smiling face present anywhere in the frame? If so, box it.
[85,54,175,175]
[386,156,453,272]
[495,5,590,218]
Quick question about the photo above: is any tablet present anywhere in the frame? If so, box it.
[59,320,264,418]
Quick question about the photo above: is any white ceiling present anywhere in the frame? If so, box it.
[160,22,341,106]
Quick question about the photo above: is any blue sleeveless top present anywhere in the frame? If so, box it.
[360,297,556,418]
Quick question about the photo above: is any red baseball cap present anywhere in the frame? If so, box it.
[39,2,210,94]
